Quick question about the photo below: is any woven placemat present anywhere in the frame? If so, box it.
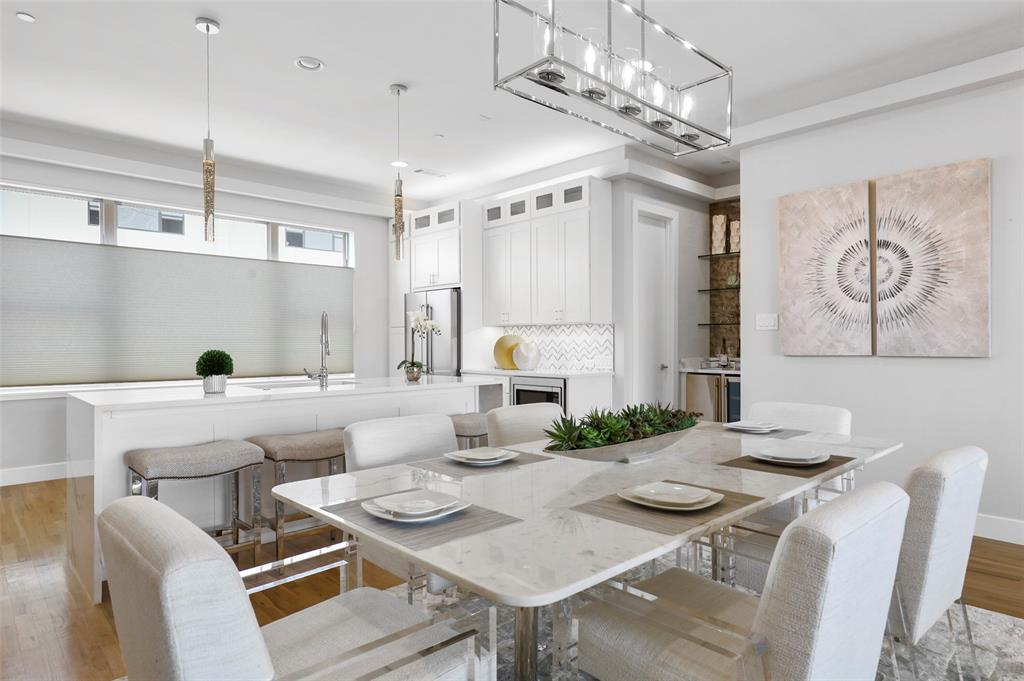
[322,490,522,551]
[570,482,764,536]
[407,452,553,479]
[719,455,854,479]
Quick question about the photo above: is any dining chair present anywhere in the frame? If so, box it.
[890,446,988,680]
[98,496,492,681]
[485,402,563,447]
[728,401,853,591]
[343,413,459,600]
[576,482,910,681]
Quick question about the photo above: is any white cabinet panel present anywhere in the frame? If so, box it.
[411,230,461,289]
[560,209,590,323]
[434,230,461,286]
[411,236,437,289]
[483,228,508,326]
[507,222,532,325]
[532,215,561,324]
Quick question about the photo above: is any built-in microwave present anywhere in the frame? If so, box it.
[510,375,565,409]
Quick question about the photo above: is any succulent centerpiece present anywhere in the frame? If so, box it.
[544,403,701,452]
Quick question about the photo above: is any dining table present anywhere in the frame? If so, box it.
[272,421,903,681]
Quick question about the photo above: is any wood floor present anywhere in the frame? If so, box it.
[2,478,1022,680]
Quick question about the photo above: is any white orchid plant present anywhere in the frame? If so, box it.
[398,311,442,371]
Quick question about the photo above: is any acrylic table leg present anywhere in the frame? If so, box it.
[552,598,577,671]
[515,606,539,681]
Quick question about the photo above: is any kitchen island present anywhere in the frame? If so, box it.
[66,375,503,603]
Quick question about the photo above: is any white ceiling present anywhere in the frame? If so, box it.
[2,1,1022,202]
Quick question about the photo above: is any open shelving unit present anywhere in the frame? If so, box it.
[700,198,741,356]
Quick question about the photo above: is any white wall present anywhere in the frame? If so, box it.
[611,179,709,408]
[740,79,1024,543]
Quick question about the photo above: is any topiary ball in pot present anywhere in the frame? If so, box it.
[196,349,234,394]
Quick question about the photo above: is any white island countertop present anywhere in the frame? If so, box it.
[68,375,503,412]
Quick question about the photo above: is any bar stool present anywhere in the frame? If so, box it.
[449,412,488,450]
[124,439,264,564]
[246,428,345,560]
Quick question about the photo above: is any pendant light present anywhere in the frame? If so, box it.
[390,83,408,261]
[196,17,220,242]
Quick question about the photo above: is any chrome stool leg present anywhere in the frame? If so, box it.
[274,461,287,560]
[251,465,262,565]
[893,582,921,680]
[231,471,240,546]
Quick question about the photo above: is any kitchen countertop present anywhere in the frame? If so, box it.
[67,375,503,411]
[462,368,614,379]
[678,367,742,376]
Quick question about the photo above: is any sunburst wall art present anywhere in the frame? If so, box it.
[776,159,991,358]
[778,180,872,356]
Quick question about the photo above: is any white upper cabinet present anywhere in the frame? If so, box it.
[412,230,461,289]
[530,179,589,218]
[410,201,461,236]
[483,222,531,325]
[483,193,530,229]
[532,208,590,324]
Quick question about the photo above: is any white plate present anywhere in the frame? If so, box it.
[361,498,471,523]
[448,447,512,461]
[618,490,725,512]
[624,481,711,506]
[444,450,520,467]
[724,420,779,433]
[374,489,461,516]
[749,452,831,467]
[757,443,831,462]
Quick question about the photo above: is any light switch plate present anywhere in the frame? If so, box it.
[756,313,779,331]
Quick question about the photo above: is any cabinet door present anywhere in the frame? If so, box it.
[559,179,589,210]
[530,187,558,217]
[411,210,432,235]
[483,228,508,326]
[434,230,461,286]
[532,215,561,324]
[560,208,590,323]
[388,237,410,327]
[506,193,530,223]
[507,222,533,325]
[411,235,438,289]
[483,201,505,228]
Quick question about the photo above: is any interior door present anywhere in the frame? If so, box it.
[532,214,560,324]
[507,222,533,325]
[635,213,674,405]
[560,208,590,323]
[483,228,508,326]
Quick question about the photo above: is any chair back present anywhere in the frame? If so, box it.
[343,413,457,471]
[486,403,563,447]
[748,401,852,434]
[753,482,909,681]
[98,496,274,681]
[896,446,988,644]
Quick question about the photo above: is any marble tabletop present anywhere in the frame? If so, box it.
[272,422,902,608]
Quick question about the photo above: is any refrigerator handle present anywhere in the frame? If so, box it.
[426,303,433,373]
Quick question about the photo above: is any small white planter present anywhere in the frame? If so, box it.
[203,374,227,394]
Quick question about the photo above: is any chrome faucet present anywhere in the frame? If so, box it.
[303,311,330,388]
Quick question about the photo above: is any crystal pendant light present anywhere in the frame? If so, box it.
[196,17,219,242]
[390,84,408,261]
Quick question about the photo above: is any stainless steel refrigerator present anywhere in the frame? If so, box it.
[405,288,461,376]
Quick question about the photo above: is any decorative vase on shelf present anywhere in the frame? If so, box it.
[729,220,741,252]
[512,341,540,371]
[494,334,524,370]
[203,375,227,394]
[711,215,727,254]
[195,349,233,395]
[404,365,422,383]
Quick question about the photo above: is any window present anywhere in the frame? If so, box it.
[87,200,101,226]
[116,204,185,234]
[279,226,351,267]
[0,187,102,243]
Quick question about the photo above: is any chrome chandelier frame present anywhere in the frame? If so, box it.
[494,0,733,157]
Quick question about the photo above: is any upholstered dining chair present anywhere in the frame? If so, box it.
[890,446,988,680]
[98,496,490,681]
[576,482,910,681]
[729,401,853,591]
[343,413,459,599]
[485,402,563,447]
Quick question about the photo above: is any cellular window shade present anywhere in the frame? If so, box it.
[0,236,353,386]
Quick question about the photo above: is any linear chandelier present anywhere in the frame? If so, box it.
[494,0,732,157]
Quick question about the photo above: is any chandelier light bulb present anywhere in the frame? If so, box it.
[681,94,695,119]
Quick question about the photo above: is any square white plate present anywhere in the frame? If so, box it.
[750,452,831,467]
[374,489,461,516]
[618,490,725,512]
[448,447,511,461]
[361,498,471,523]
[622,481,711,506]
[756,443,830,462]
[444,450,520,467]
[724,420,779,433]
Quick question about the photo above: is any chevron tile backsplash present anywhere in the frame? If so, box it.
[501,324,614,372]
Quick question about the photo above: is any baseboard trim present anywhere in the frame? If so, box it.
[0,461,67,487]
[975,513,1024,545]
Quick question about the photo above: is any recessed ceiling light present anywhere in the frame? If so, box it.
[15,11,35,22]
[391,160,408,168]
[295,56,324,72]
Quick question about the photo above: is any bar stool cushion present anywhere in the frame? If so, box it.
[449,413,488,438]
[247,428,345,463]
[125,440,265,480]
